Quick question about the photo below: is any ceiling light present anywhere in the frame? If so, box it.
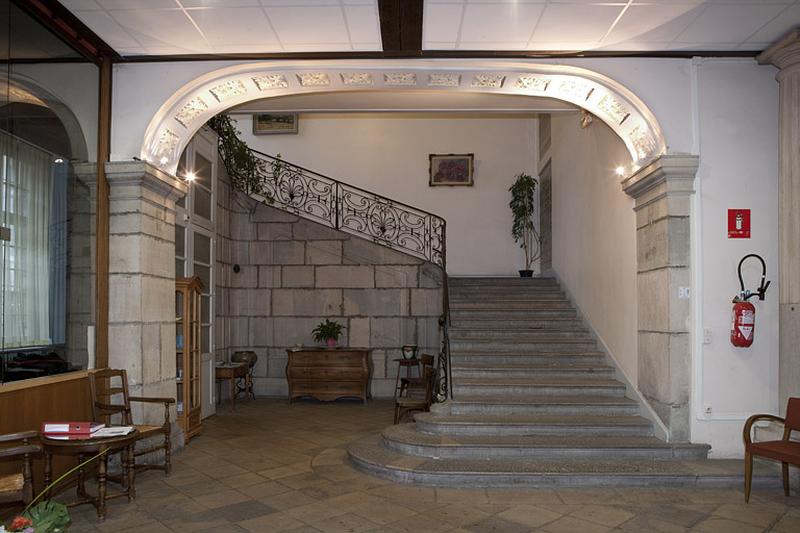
[159,156,169,165]
[184,172,197,182]
[615,166,626,176]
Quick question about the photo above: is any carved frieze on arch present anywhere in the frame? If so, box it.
[140,60,668,176]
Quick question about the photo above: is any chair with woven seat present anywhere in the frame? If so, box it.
[743,396,800,502]
[89,368,175,475]
[0,431,40,506]
[394,365,435,424]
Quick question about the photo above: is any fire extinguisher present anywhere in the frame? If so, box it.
[730,254,770,348]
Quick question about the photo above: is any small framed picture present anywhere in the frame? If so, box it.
[429,153,474,186]
[252,113,298,135]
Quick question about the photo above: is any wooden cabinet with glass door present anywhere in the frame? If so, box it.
[175,276,203,440]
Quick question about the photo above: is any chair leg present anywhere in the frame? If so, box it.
[744,452,753,503]
[782,462,790,497]
[393,404,401,424]
[164,428,172,476]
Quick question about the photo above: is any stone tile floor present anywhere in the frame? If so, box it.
[6,398,800,532]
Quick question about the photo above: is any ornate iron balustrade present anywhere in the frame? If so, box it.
[221,146,453,400]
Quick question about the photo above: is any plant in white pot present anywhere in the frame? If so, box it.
[509,172,541,277]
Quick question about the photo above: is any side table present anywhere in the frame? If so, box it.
[393,358,421,398]
[215,363,248,411]
[40,429,138,520]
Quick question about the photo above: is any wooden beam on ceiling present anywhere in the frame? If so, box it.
[378,0,424,54]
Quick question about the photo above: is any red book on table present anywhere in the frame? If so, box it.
[41,421,104,435]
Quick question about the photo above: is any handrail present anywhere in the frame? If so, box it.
[219,145,453,400]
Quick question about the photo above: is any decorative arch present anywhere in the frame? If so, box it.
[1,74,89,161]
[141,60,667,176]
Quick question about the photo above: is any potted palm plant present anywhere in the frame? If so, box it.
[312,319,345,347]
[509,172,541,277]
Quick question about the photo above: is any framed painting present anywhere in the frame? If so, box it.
[429,153,474,186]
[253,113,298,135]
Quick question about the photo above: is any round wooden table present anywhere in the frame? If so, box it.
[40,429,138,520]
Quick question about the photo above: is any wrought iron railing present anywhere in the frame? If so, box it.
[222,147,453,400]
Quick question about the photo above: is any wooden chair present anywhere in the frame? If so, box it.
[89,368,175,475]
[743,396,800,502]
[0,431,40,506]
[398,354,435,397]
[394,365,435,424]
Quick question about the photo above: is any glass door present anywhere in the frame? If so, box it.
[175,126,217,418]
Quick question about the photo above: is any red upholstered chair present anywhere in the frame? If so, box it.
[743,397,800,502]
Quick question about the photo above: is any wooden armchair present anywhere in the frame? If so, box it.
[743,397,800,502]
[89,368,175,475]
[0,431,40,506]
[394,365,435,424]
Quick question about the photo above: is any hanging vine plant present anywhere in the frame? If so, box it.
[206,114,273,203]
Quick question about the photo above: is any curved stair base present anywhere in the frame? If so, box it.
[348,435,783,489]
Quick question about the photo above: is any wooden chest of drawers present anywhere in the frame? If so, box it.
[286,348,372,403]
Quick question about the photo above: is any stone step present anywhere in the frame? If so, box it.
[449,318,586,330]
[453,378,627,397]
[348,436,778,488]
[381,424,711,461]
[449,277,559,287]
[450,293,568,302]
[450,329,593,340]
[453,352,607,365]
[450,288,566,296]
[414,413,654,437]
[451,362,615,379]
[448,395,641,416]
[450,340,599,353]
[450,309,578,319]
[450,301,573,310]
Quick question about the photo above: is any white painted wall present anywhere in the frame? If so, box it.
[236,112,536,276]
[690,59,780,458]
[549,114,639,388]
[12,63,99,161]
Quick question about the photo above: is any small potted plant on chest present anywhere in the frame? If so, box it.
[509,172,541,277]
[312,319,345,348]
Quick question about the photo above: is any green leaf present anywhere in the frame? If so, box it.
[23,501,70,533]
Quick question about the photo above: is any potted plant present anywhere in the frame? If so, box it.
[509,172,541,277]
[312,319,345,347]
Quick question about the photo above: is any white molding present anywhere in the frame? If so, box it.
[139,60,668,175]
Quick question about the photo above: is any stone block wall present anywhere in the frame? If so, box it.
[215,171,444,398]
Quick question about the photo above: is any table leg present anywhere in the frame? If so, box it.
[43,452,52,499]
[126,445,136,501]
[97,453,107,520]
[230,377,236,411]
[77,454,86,499]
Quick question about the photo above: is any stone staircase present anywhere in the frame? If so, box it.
[348,277,783,487]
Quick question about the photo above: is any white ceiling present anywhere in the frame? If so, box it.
[59,0,800,56]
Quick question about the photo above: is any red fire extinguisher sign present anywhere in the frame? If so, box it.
[728,209,751,239]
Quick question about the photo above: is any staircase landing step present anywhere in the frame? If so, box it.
[414,413,653,436]
[348,436,779,488]
[382,424,710,460]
